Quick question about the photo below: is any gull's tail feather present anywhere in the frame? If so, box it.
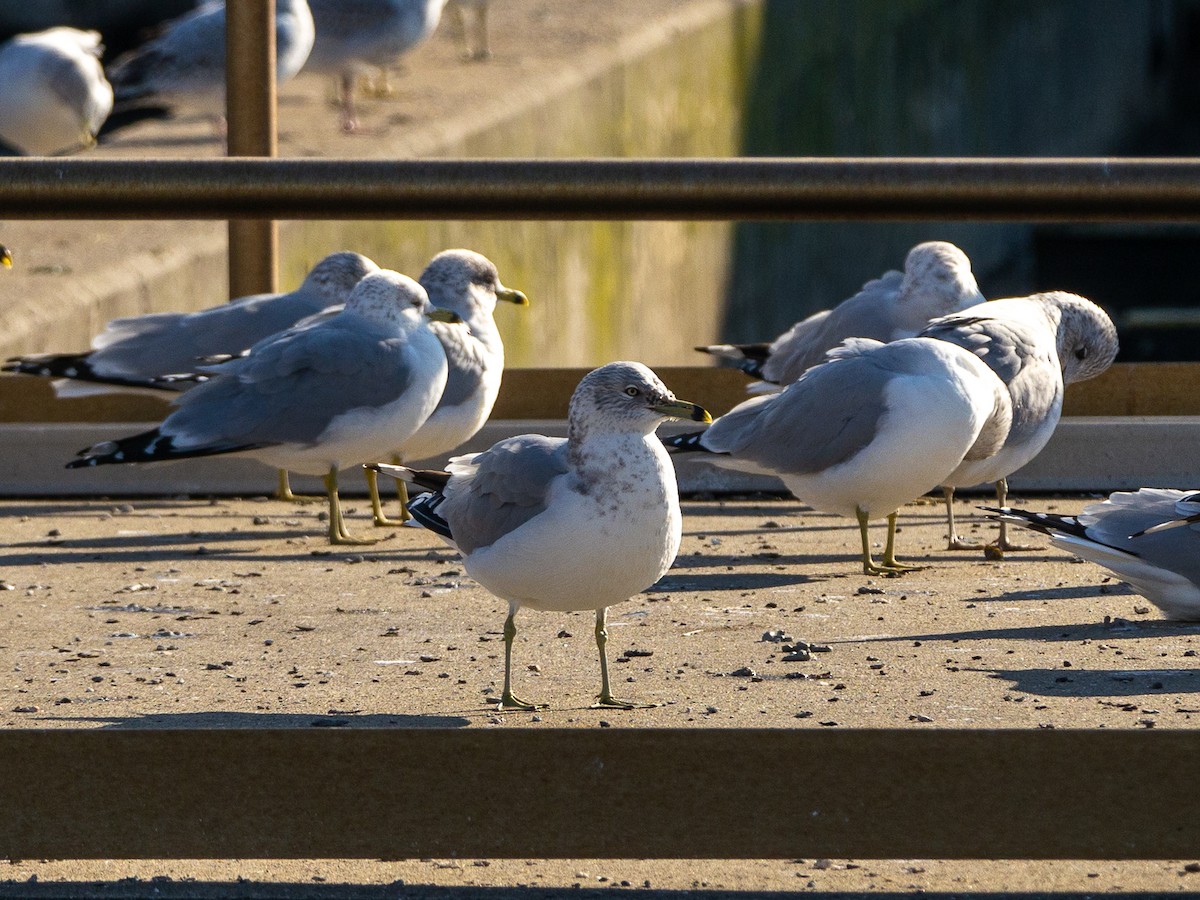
[366,462,451,493]
[4,353,174,393]
[661,431,717,455]
[407,492,454,542]
[980,505,1087,540]
[67,428,263,468]
[694,342,773,382]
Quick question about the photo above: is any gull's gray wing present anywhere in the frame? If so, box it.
[109,2,226,103]
[704,343,891,475]
[439,434,570,554]
[163,317,415,448]
[90,286,331,380]
[766,270,903,384]
[431,321,487,409]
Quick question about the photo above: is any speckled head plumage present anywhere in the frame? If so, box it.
[900,241,984,317]
[418,249,527,321]
[568,361,710,441]
[302,251,380,304]
[1034,290,1120,384]
[343,269,430,329]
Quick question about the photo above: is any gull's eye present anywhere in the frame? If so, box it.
[1075,346,1088,361]
[624,386,640,397]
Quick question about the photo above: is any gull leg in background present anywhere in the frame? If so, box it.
[366,455,411,526]
[275,469,319,503]
[942,485,981,550]
[992,477,1038,551]
[501,605,545,711]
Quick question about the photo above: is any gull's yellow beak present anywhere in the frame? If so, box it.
[427,308,463,324]
[653,398,712,423]
[0,246,11,269]
[497,286,529,306]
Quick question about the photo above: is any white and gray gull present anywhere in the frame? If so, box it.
[67,270,457,545]
[989,490,1200,621]
[370,361,711,710]
[304,0,448,131]
[0,27,113,155]
[696,241,985,388]
[923,291,1118,551]
[4,251,379,397]
[363,249,527,525]
[666,337,1011,576]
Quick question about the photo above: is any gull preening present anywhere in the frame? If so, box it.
[0,27,113,155]
[925,291,1119,550]
[67,270,457,545]
[667,337,1011,575]
[990,490,1200,620]
[371,361,710,710]
[697,241,985,388]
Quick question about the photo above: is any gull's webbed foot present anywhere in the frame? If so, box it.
[500,690,547,711]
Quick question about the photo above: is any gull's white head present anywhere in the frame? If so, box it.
[302,251,380,304]
[900,241,985,318]
[343,269,432,330]
[419,249,528,326]
[568,361,710,440]
[1035,291,1120,384]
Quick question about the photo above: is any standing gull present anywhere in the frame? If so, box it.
[67,270,457,545]
[697,241,985,387]
[364,249,527,525]
[304,0,449,132]
[0,27,113,156]
[924,291,1118,550]
[105,0,315,131]
[5,251,378,397]
[370,362,711,710]
[666,337,1011,575]
[989,490,1200,620]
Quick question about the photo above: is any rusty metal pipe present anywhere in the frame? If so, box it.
[2,157,1200,221]
[225,0,278,297]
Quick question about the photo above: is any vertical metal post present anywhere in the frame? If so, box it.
[225,0,278,299]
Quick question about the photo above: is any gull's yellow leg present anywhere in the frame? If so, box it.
[881,511,923,572]
[323,467,376,545]
[275,469,319,503]
[367,460,411,526]
[592,606,649,709]
[500,607,546,711]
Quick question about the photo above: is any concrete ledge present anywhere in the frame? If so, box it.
[1,416,1196,497]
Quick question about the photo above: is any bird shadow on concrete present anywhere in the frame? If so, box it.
[840,618,1200,645]
[36,710,472,730]
[975,666,1200,698]
[968,582,1135,602]
[652,570,814,592]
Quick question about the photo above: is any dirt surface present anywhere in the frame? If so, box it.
[2,491,1199,892]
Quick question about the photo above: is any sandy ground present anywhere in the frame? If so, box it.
[2,490,1200,893]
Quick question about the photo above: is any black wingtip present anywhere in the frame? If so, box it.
[661,431,713,454]
[407,492,454,541]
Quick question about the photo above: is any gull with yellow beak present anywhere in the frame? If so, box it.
[67,270,459,545]
[371,362,710,710]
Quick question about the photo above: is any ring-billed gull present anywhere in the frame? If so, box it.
[370,362,711,710]
[667,337,1011,575]
[0,27,113,155]
[364,249,527,525]
[696,241,985,388]
[923,291,1118,551]
[67,270,457,545]
[988,490,1200,620]
[5,251,378,398]
[305,0,448,132]
[105,0,314,130]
